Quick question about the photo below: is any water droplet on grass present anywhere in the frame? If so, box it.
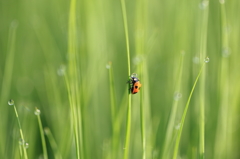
[106,64,111,69]
[24,142,29,149]
[193,56,200,64]
[199,0,209,10]
[174,92,182,101]
[130,73,138,78]
[57,65,66,76]
[133,55,143,65]
[19,138,24,145]
[8,99,14,106]
[34,109,41,115]
[219,0,225,4]
[222,47,231,57]
[175,123,181,130]
[204,57,210,63]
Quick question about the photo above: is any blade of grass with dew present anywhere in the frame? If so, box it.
[67,0,83,158]
[114,91,128,159]
[139,64,146,159]
[213,1,230,158]
[108,62,116,125]
[44,128,62,159]
[199,1,209,158]
[120,0,132,158]
[35,108,48,159]
[8,100,28,159]
[64,74,80,159]
[173,62,206,159]
[107,61,118,158]
[162,52,184,159]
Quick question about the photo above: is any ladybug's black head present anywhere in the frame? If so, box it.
[131,77,139,82]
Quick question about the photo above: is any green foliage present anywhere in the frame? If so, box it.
[0,0,240,158]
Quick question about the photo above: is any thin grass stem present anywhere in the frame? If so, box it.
[162,52,184,159]
[10,101,28,159]
[199,1,209,158]
[67,0,82,158]
[120,0,132,159]
[64,74,80,159]
[213,1,229,158]
[108,62,116,124]
[108,62,118,158]
[35,108,48,159]
[139,64,145,159]
[44,128,62,159]
[120,0,131,77]
[173,62,206,159]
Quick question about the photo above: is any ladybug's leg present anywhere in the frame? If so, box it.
[127,78,133,93]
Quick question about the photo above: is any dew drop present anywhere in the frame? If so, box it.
[34,109,41,115]
[175,123,181,130]
[106,61,112,69]
[106,64,111,69]
[44,127,50,135]
[204,57,210,63]
[57,65,66,76]
[222,47,231,57]
[24,142,29,149]
[8,99,14,106]
[199,0,209,10]
[130,73,138,78]
[219,0,225,4]
[133,55,143,65]
[19,138,24,145]
[193,56,200,64]
[174,92,182,101]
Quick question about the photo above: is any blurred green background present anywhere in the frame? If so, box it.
[1,0,240,158]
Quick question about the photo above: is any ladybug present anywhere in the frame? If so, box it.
[128,74,142,94]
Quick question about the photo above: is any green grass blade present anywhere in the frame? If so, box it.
[67,0,83,158]
[162,53,184,159]
[199,1,209,158]
[35,108,48,159]
[0,21,18,157]
[107,62,118,158]
[173,63,206,159]
[120,0,132,158]
[64,74,80,159]
[139,64,146,159]
[108,62,116,125]
[8,100,28,159]
[44,128,62,159]
[214,1,230,158]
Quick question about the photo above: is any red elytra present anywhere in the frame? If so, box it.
[131,81,142,94]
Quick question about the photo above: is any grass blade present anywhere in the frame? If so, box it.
[35,108,48,159]
[120,0,132,158]
[0,21,18,157]
[214,1,230,158]
[107,61,118,158]
[173,62,206,159]
[162,52,184,159]
[67,0,83,158]
[8,100,28,159]
[44,128,62,159]
[199,1,209,158]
